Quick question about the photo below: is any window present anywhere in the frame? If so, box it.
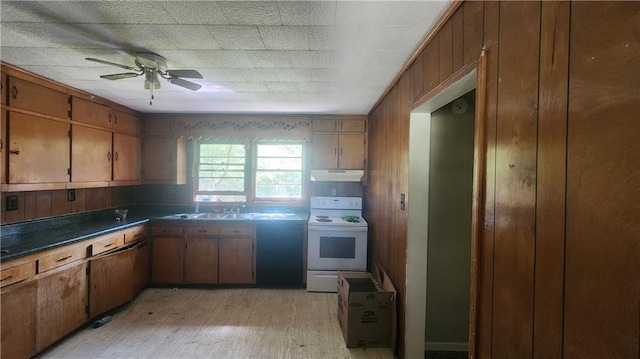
[255,143,303,200]
[195,142,247,202]
[194,141,304,203]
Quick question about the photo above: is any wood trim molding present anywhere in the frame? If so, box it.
[368,0,464,116]
[468,49,487,359]
[411,58,479,112]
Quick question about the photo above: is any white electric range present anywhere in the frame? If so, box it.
[306,196,368,292]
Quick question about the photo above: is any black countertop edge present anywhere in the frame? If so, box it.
[1,218,150,262]
[1,207,309,263]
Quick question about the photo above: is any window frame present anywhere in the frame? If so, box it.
[194,141,250,202]
[194,139,307,205]
[253,141,305,203]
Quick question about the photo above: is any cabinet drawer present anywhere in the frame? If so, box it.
[152,226,184,236]
[38,246,87,273]
[91,234,125,256]
[124,225,148,244]
[219,226,254,237]
[186,226,218,237]
[0,261,36,288]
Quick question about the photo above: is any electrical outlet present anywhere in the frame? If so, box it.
[67,189,76,202]
[6,195,18,211]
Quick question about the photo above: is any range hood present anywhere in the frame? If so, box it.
[310,170,364,182]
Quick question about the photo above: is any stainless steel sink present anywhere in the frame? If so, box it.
[194,213,228,219]
[223,213,256,219]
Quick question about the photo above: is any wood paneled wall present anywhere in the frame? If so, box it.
[1,187,139,224]
[365,1,639,358]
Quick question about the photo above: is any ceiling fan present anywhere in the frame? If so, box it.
[86,52,203,104]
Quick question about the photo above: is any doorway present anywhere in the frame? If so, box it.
[405,70,478,358]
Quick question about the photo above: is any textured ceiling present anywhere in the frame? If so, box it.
[0,1,449,114]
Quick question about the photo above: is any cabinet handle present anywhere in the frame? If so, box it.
[340,121,343,130]
[114,114,118,125]
[334,121,338,131]
[11,86,18,99]
[162,229,170,233]
[114,152,119,161]
[107,152,112,161]
[198,229,207,233]
[334,148,337,156]
[0,275,13,282]
[103,242,115,248]
[56,255,73,262]
[109,113,112,123]
[232,230,241,234]
[9,149,20,155]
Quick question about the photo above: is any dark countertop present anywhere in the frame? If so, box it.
[1,206,309,263]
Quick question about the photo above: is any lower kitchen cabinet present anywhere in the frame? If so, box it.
[36,262,88,352]
[133,240,150,293]
[1,280,37,359]
[185,237,218,284]
[89,244,136,319]
[152,237,184,283]
[219,237,254,284]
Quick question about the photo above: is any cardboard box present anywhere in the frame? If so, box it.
[337,264,396,348]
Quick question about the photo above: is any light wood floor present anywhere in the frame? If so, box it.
[38,288,395,359]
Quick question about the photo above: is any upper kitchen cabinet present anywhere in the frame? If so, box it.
[143,116,175,136]
[1,110,6,185]
[6,77,68,119]
[142,117,186,185]
[312,117,366,133]
[111,109,140,135]
[310,116,367,170]
[70,124,112,186]
[71,97,112,129]
[1,72,6,105]
[70,97,141,186]
[6,112,69,186]
[142,136,186,184]
[112,133,140,184]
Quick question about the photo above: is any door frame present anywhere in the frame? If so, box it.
[405,51,487,358]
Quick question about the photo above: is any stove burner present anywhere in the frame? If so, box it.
[344,218,359,223]
[316,218,332,222]
[316,215,329,219]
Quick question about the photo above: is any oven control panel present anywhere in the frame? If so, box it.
[310,196,362,210]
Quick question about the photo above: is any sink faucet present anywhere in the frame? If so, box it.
[194,202,200,213]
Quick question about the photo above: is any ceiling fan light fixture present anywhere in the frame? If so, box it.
[144,71,160,90]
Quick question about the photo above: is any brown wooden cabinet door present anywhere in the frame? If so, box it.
[8,112,69,183]
[338,134,365,169]
[71,97,112,129]
[89,246,136,319]
[36,262,88,352]
[142,136,186,184]
[7,77,68,118]
[1,280,37,359]
[133,240,150,294]
[0,72,6,105]
[144,117,175,136]
[184,238,218,284]
[339,119,366,132]
[112,109,139,135]
[151,237,184,283]
[218,238,254,284]
[312,119,339,132]
[1,110,6,184]
[71,125,111,183]
[311,134,339,169]
[113,133,140,182]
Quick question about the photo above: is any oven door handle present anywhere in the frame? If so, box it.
[308,226,368,233]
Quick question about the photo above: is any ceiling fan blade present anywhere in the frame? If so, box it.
[86,57,139,71]
[167,77,202,91]
[100,72,142,80]
[166,69,203,79]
